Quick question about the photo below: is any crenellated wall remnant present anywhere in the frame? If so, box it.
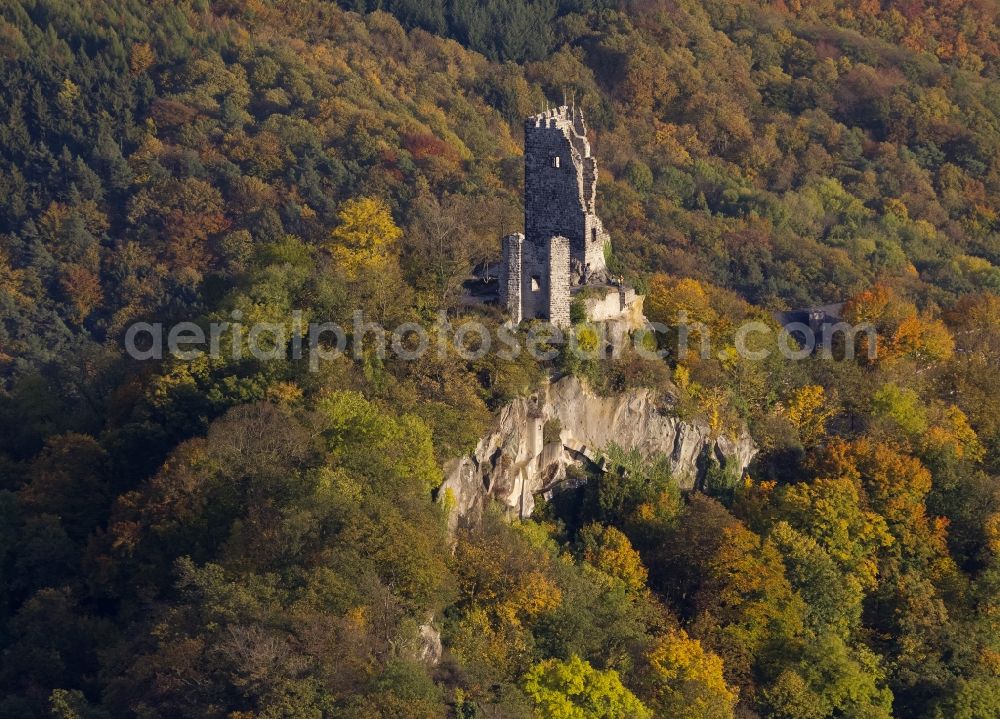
[500,105,638,328]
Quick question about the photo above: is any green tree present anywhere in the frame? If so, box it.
[523,655,650,719]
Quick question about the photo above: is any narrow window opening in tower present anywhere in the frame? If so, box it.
[531,276,541,291]
[591,227,597,243]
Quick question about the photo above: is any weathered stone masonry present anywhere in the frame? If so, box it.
[499,233,523,323]
[501,105,616,328]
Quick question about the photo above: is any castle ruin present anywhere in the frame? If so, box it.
[500,105,637,327]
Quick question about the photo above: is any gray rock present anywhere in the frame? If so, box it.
[417,621,442,666]
[439,376,756,529]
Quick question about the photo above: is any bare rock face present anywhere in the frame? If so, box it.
[417,621,442,666]
[440,376,756,528]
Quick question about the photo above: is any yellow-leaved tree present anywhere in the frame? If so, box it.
[645,275,718,331]
[328,197,403,281]
[888,314,955,364]
[578,523,649,596]
[785,385,836,448]
[644,628,738,719]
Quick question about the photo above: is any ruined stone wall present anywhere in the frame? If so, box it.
[579,286,623,323]
[498,106,625,326]
[576,285,640,323]
[524,107,608,282]
[520,239,546,321]
[524,114,581,249]
[499,233,523,323]
[547,236,570,328]
[582,213,610,277]
[499,233,571,326]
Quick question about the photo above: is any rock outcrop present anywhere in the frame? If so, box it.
[440,376,756,527]
[417,621,442,666]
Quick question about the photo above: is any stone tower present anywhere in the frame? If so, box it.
[500,105,611,328]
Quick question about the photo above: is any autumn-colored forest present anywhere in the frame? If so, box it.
[1,0,1000,717]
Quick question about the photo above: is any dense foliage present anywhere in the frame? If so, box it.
[1,0,1000,717]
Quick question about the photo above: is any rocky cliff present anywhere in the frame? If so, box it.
[440,376,756,527]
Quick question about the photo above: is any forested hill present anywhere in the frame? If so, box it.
[1,1,1000,718]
